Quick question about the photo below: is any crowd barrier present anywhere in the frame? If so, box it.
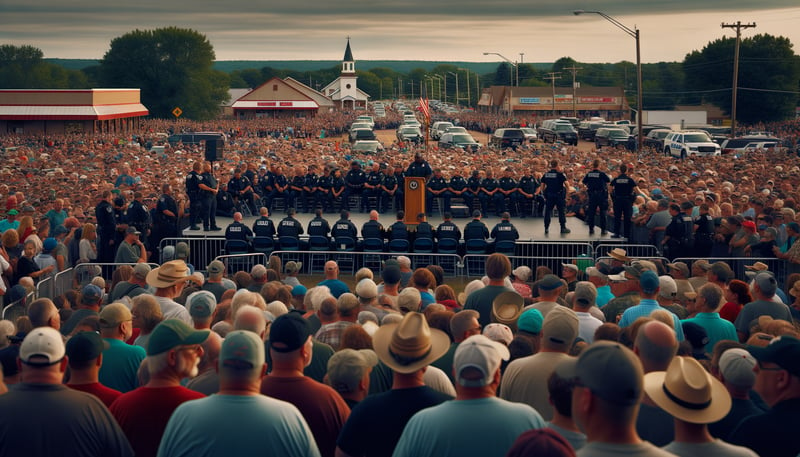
[159,237,226,270]
[270,250,463,277]
[35,262,161,301]
[674,257,788,286]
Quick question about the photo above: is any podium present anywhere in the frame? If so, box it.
[404,177,426,225]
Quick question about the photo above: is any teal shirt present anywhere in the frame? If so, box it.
[98,338,146,393]
[682,312,738,353]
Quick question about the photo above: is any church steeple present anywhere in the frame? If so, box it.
[342,37,355,75]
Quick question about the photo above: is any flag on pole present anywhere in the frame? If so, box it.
[418,97,430,122]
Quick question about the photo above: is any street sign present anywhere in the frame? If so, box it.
[172,107,183,118]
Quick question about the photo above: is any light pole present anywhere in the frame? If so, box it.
[433,74,445,103]
[483,52,518,86]
[448,71,460,106]
[458,68,471,107]
[573,10,643,150]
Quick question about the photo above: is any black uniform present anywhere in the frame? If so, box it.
[498,176,519,216]
[491,220,520,243]
[448,174,467,210]
[426,175,451,214]
[582,169,611,234]
[540,168,569,232]
[127,199,151,247]
[361,220,385,241]
[517,174,540,218]
[302,172,318,213]
[252,216,276,238]
[153,193,177,251]
[95,199,117,263]
[436,220,462,242]
[316,173,333,212]
[330,175,346,212]
[268,173,289,212]
[216,188,235,217]
[343,167,367,212]
[380,172,399,214]
[415,221,434,242]
[465,174,482,211]
[225,221,253,244]
[610,173,636,239]
[694,213,715,257]
[200,171,219,230]
[186,169,202,229]
[406,159,433,179]
[479,176,501,215]
[228,175,256,213]
[287,174,306,213]
[307,215,331,241]
[331,218,358,241]
[277,215,304,249]
[364,171,384,212]
[389,170,405,212]
[464,218,489,242]
[387,220,408,242]
[664,213,688,260]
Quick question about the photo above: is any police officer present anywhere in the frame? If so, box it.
[153,183,178,250]
[415,213,434,242]
[582,159,611,236]
[364,163,384,212]
[361,210,385,241]
[663,203,687,260]
[302,165,319,213]
[268,165,289,213]
[490,212,520,252]
[95,190,118,264]
[679,201,695,258]
[436,212,462,251]
[330,169,346,212]
[448,169,468,212]
[225,212,253,249]
[538,159,571,235]
[287,166,306,213]
[609,163,637,239]
[307,208,331,242]
[112,193,129,249]
[517,168,539,218]
[479,170,501,216]
[252,207,276,239]
[343,161,367,212]
[216,181,236,218]
[497,167,519,216]
[463,210,490,243]
[386,211,408,242]
[380,165,399,214]
[127,191,152,249]
[426,169,450,215]
[277,208,304,249]
[405,153,432,179]
[186,161,203,230]
[228,168,256,214]
[694,202,715,257]
[199,162,221,231]
[316,167,333,213]
[464,170,482,212]
[331,210,358,245]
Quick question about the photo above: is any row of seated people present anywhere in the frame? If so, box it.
[223,208,520,255]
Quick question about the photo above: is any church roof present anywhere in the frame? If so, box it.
[343,39,354,62]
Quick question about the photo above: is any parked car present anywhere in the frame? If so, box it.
[538,123,578,146]
[349,128,376,143]
[350,122,373,131]
[490,128,525,150]
[431,121,454,140]
[440,133,481,152]
[397,125,423,144]
[444,126,467,135]
[355,116,374,128]
[578,121,605,141]
[520,127,538,142]
[663,131,721,157]
[643,129,672,151]
[595,128,631,148]
[351,140,384,153]
[720,135,783,154]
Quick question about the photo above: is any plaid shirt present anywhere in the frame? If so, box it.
[314,321,356,351]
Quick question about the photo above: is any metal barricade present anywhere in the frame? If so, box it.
[674,257,788,286]
[595,243,661,260]
[159,237,226,271]
[270,250,463,277]
[34,274,56,299]
[214,253,269,275]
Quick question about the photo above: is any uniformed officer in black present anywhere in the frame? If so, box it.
[436,212,462,242]
[464,170,482,212]
[228,168,257,214]
[479,170,501,216]
[405,153,433,179]
[267,165,289,213]
[225,211,253,249]
[302,165,319,213]
[127,191,152,249]
[609,163,637,239]
[199,162,221,231]
[386,211,408,242]
[517,168,539,218]
[582,159,611,236]
[448,170,467,211]
[343,161,367,212]
[307,208,332,242]
[331,210,358,245]
[364,163,384,212]
[490,212,520,252]
[463,210,490,242]
[694,202,714,257]
[277,208,305,249]
[216,182,236,218]
[426,169,450,215]
[380,166,399,214]
[538,159,571,235]
[287,166,306,213]
[679,201,695,258]
[330,169,346,212]
[316,167,333,212]
[663,203,688,260]
[153,183,178,250]
[497,167,519,216]
[361,210,386,243]
[95,190,118,263]
[415,213,434,242]
[186,161,203,230]
[112,194,128,249]
[252,207,276,238]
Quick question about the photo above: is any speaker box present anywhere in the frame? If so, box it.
[205,139,224,162]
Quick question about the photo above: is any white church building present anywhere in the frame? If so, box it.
[321,38,370,110]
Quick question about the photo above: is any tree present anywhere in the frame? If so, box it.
[683,34,800,122]
[99,27,228,120]
[0,44,88,89]
[493,63,513,86]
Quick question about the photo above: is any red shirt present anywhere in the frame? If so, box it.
[67,382,122,408]
[719,301,743,323]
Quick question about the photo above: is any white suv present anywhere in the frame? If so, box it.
[663,131,721,158]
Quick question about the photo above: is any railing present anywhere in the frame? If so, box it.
[270,250,463,277]
[159,237,226,270]
[35,262,160,301]
[674,257,788,286]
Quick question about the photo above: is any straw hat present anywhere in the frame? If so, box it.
[644,356,731,424]
[372,312,450,374]
[146,260,190,288]
[608,248,630,262]
[491,291,524,329]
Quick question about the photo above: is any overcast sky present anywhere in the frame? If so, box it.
[2,1,798,64]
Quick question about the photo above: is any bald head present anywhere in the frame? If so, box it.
[324,261,339,279]
[634,321,678,373]
[198,331,223,372]
[234,305,268,339]
[233,212,243,222]
[369,210,379,220]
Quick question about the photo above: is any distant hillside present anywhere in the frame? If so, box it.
[45,58,552,74]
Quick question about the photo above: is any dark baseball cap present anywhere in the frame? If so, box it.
[269,313,311,353]
[65,331,109,363]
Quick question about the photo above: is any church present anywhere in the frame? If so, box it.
[321,38,370,110]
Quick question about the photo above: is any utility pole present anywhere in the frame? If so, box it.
[459,68,470,107]
[545,72,562,115]
[721,21,756,138]
[564,66,583,118]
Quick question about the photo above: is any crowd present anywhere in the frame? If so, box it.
[1,110,800,456]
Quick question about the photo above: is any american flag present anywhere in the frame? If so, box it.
[418,97,430,121]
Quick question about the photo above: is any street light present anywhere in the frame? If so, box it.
[483,52,518,86]
[432,74,445,103]
[447,71,459,106]
[573,10,643,150]
[458,68,471,107]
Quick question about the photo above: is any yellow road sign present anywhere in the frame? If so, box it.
[172,107,183,118]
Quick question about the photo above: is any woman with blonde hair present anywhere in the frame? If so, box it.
[79,223,97,262]
[16,216,35,244]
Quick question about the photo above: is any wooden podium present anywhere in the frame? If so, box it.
[404,177,425,225]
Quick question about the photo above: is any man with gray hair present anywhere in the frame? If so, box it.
[572,282,603,343]
[432,309,481,384]
[234,304,268,340]
[185,331,223,396]
[734,271,792,341]
[27,298,60,330]
[681,282,737,352]
[247,264,268,292]
[159,330,320,457]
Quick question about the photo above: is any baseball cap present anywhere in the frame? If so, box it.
[453,334,510,388]
[719,348,757,388]
[269,313,311,353]
[483,323,514,345]
[355,278,378,299]
[65,331,109,363]
[573,282,597,307]
[585,266,607,280]
[658,276,678,298]
[326,348,378,393]
[99,303,133,328]
[512,266,532,282]
[753,271,778,297]
[667,262,690,277]
[207,260,225,276]
[43,237,57,252]
[639,270,660,294]
[682,322,710,351]
[747,335,800,377]
[291,285,307,296]
[561,263,579,273]
[742,220,756,231]
[175,242,189,259]
[517,308,544,334]
[250,264,267,279]
[82,284,103,302]
[185,291,217,318]
[7,209,18,215]
[220,330,264,370]
[125,226,141,236]
[538,274,563,291]
[397,287,421,313]
[19,327,65,365]
[622,260,658,279]
[147,319,210,356]
[132,263,151,280]
[542,306,579,348]
[555,341,643,405]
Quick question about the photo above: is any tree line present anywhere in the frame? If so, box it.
[1,27,798,122]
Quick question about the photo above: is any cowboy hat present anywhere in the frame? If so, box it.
[608,248,630,262]
[372,312,450,374]
[744,261,769,271]
[147,260,190,288]
[644,356,731,424]
[492,291,524,329]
